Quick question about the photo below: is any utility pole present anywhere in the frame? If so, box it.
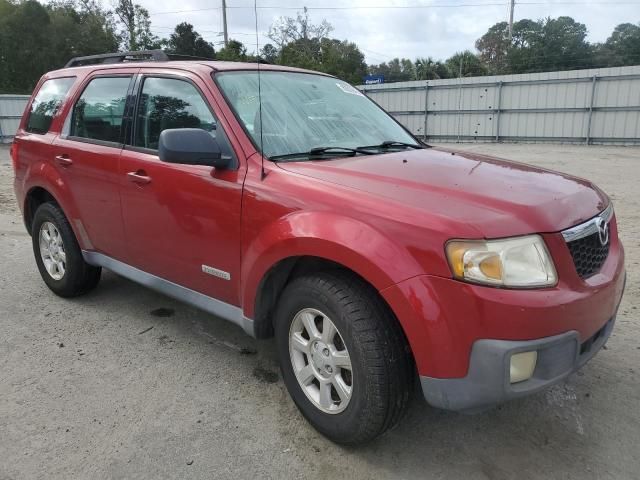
[508,0,515,40]
[222,0,229,47]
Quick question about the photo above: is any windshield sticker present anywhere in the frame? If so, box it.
[336,82,364,96]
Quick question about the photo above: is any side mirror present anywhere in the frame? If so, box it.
[158,128,231,169]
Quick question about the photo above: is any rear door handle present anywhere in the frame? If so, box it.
[55,155,73,166]
[127,171,152,185]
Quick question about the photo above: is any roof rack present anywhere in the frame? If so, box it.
[64,50,213,68]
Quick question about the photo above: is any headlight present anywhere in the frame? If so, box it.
[445,235,557,288]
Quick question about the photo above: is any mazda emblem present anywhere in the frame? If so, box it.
[596,217,610,246]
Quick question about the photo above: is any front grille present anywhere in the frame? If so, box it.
[566,231,610,279]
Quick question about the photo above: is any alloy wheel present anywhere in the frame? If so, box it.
[289,308,353,414]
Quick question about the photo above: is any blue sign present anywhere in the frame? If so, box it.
[364,75,384,85]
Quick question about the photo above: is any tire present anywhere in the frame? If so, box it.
[32,202,101,297]
[275,270,414,445]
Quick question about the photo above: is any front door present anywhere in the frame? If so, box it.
[118,72,245,306]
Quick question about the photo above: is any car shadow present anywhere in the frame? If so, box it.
[73,270,609,478]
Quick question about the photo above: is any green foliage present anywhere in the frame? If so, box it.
[165,23,215,59]
[477,17,597,74]
[445,51,488,77]
[266,10,366,84]
[603,23,640,66]
[216,40,250,62]
[279,38,367,84]
[114,0,161,51]
[260,44,279,64]
[414,57,451,80]
[368,58,416,83]
[1,1,639,94]
[0,0,120,93]
[475,21,511,74]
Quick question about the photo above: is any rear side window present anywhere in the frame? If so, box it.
[26,77,75,134]
[134,77,217,150]
[70,76,131,144]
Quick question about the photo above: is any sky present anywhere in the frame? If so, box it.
[134,0,640,64]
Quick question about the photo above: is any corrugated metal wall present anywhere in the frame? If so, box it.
[359,65,640,144]
[0,95,29,143]
[3,66,640,145]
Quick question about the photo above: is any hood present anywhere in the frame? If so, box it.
[276,147,608,238]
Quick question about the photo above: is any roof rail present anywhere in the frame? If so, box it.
[64,50,190,68]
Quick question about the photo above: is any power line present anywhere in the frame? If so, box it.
[148,0,640,15]
[148,2,511,16]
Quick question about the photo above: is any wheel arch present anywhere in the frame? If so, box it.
[243,211,424,338]
[250,255,416,370]
[21,158,82,239]
[24,186,61,235]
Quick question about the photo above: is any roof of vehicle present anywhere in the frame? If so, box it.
[48,60,332,78]
[44,50,335,79]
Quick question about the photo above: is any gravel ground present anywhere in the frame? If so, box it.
[1,143,639,480]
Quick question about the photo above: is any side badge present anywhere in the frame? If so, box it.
[202,265,231,281]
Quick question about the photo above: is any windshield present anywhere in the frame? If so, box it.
[215,71,419,159]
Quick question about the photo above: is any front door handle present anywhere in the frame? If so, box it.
[55,154,73,167]
[127,171,152,185]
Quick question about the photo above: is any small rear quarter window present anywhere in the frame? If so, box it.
[26,77,76,134]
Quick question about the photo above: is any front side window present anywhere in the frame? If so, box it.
[26,77,75,134]
[134,77,217,150]
[70,76,131,143]
[216,71,418,159]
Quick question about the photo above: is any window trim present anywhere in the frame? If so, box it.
[61,73,135,149]
[125,73,238,169]
[25,76,77,135]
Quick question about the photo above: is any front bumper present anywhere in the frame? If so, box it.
[420,315,616,412]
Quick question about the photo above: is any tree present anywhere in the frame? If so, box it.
[114,0,161,51]
[604,23,640,66]
[165,22,215,58]
[318,39,367,84]
[535,16,592,71]
[48,0,120,65]
[477,16,594,74]
[0,0,51,93]
[280,38,367,84]
[260,44,279,64]
[267,7,333,50]
[216,39,249,61]
[368,58,416,82]
[475,21,511,74]
[0,0,121,93]
[415,57,450,80]
[445,51,487,77]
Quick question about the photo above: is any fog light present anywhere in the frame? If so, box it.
[510,351,537,383]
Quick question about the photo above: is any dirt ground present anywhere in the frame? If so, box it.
[1,143,639,480]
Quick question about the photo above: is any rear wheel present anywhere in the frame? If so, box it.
[32,203,101,297]
[275,271,413,445]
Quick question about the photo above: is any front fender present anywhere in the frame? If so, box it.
[241,211,424,319]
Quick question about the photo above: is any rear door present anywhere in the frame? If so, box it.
[14,76,77,193]
[52,70,137,260]
[118,70,246,306]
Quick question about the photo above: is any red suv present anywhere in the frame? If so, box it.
[12,51,626,444]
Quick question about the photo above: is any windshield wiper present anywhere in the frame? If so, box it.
[270,146,374,162]
[357,140,425,151]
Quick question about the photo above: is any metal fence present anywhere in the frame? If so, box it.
[3,66,640,145]
[359,65,640,145]
[0,95,29,143]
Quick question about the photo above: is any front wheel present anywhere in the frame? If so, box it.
[275,271,414,445]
